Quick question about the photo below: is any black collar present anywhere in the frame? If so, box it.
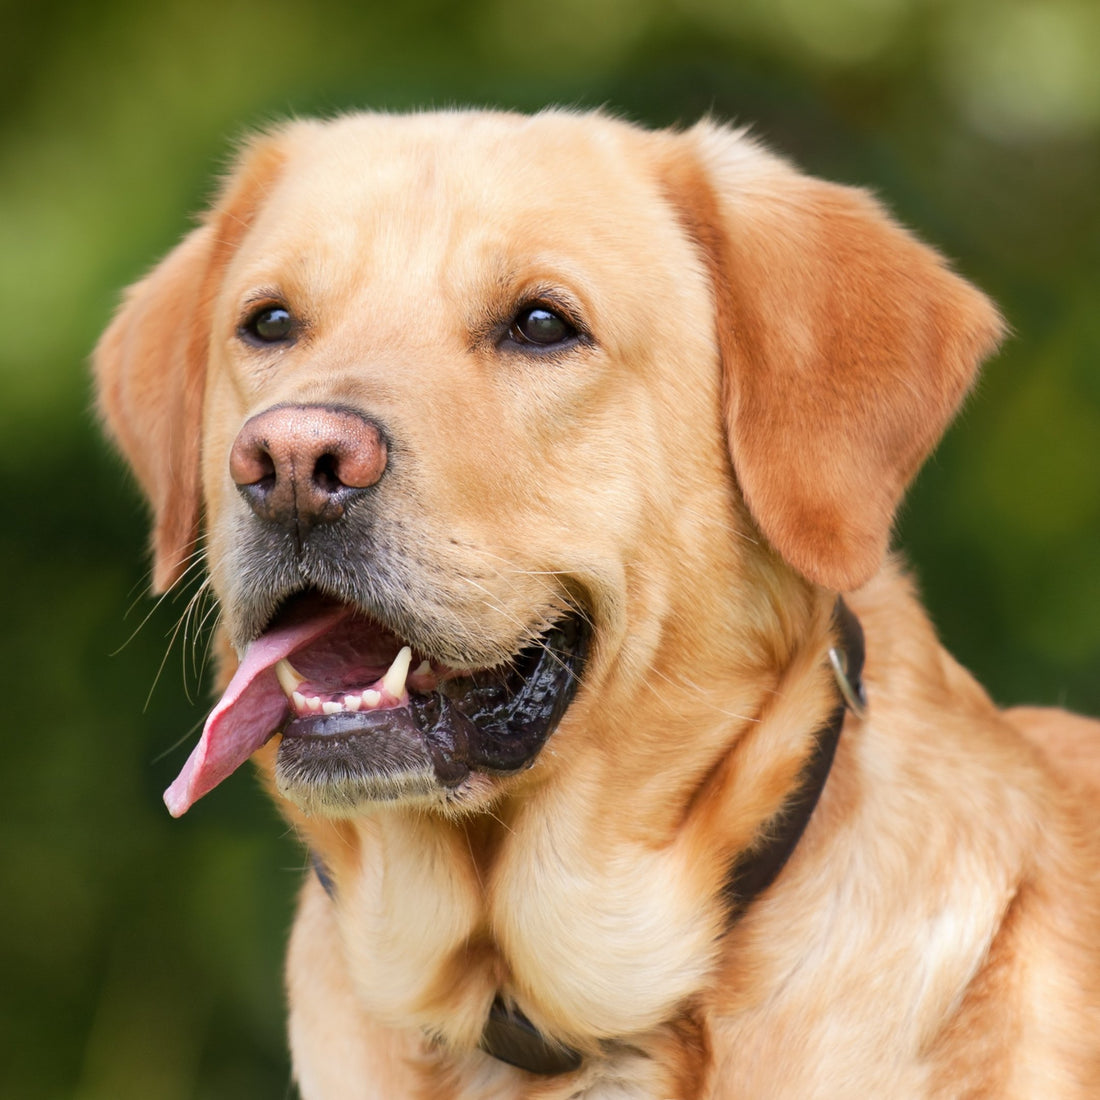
[312,599,866,1078]
[721,595,864,920]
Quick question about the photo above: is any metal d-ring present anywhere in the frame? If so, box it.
[828,644,867,720]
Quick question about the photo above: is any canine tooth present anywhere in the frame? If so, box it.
[345,694,362,712]
[322,701,342,715]
[414,660,432,677]
[292,691,307,711]
[275,658,306,698]
[307,696,323,713]
[362,689,382,708]
[381,646,413,699]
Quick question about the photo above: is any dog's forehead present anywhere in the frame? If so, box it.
[279,110,656,213]
[230,111,682,289]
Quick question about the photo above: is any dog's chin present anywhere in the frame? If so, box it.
[273,728,495,818]
[263,594,589,818]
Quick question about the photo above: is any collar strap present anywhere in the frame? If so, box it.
[311,598,865,1078]
[479,998,585,1075]
[721,596,864,921]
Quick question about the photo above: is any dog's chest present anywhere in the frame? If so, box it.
[333,808,720,1047]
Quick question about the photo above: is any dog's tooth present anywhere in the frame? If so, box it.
[381,646,413,699]
[292,690,307,712]
[275,658,306,698]
[362,689,382,708]
[414,660,432,677]
[345,694,362,712]
[322,701,343,715]
[307,696,323,713]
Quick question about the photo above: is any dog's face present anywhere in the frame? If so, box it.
[96,110,1002,827]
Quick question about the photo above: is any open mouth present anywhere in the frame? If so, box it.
[163,592,588,817]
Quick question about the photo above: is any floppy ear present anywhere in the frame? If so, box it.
[663,122,1005,591]
[94,134,286,593]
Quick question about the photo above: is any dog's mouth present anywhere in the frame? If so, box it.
[164,592,588,817]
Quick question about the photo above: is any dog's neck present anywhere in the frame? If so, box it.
[308,599,865,1078]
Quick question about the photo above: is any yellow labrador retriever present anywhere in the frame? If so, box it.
[95,110,1100,1098]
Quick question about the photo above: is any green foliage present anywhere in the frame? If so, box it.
[2,1,1097,1095]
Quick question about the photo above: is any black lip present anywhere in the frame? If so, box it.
[274,616,587,807]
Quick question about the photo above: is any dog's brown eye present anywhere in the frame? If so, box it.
[242,305,295,344]
[510,305,576,348]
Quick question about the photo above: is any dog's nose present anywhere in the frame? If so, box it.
[229,405,387,532]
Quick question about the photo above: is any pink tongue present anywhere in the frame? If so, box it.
[163,605,350,817]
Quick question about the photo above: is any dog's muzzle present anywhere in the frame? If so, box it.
[163,592,588,817]
[163,402,589,816]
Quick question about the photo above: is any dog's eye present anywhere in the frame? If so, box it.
[509,305,577,348]
[241,305,295,345]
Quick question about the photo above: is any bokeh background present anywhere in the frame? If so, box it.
[3,0,1098,1096]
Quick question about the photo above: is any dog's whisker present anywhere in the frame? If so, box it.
[150,712,205,765]
[455,575,579,680]
[146,608,194,713]
[139,551,216,711]
[164,555,218,702]
[176,576,211,628]
[123,541,207,612]
[182,598,208,692]
[111,550,209,657]
[192,599,223,690]
[641,666,757,723]
[181,584,220,704]
[450,546,599,642]
[184,575,217,655]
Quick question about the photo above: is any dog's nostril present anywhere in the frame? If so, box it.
[313,452,343,493]
[255,450,277,487]
[229,432,273,487]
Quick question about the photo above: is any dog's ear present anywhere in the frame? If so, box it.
[661,122,1005,591]
[94,134,286,593]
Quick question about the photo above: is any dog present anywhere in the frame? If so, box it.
[94,109,1100,1098]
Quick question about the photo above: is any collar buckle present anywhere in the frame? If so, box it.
[828,594,867,719]
[828,644,867,719]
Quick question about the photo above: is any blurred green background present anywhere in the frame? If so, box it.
[2,0,1097,1096]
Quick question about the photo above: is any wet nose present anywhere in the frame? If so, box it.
[229,405,387,532]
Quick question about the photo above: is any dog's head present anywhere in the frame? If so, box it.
[95,110,1002,821]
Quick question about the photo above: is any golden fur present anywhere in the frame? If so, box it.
[95,110,1100,1098]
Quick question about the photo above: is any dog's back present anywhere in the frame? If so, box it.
[1010,706,1100,794]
